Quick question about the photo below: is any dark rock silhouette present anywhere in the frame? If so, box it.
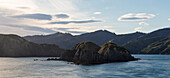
[60,41,137,65]
[73,41,102,64]
[60,50,76,62]
[98,42,135,62]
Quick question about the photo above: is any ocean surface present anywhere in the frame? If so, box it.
[0,55,169,78]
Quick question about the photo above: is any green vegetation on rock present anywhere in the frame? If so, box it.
[61,41,137,65]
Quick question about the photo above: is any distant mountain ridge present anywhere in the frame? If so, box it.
[24,28,170,54]
[24,30,145,49]
[139,28,170,39]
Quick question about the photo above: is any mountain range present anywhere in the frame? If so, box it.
[0,28,169,56]
[24,28,170,54]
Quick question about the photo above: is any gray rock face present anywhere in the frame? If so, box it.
[60,41,137,65]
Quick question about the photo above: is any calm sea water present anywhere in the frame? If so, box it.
[0,55,169,78]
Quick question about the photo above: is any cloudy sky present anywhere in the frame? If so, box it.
[0,0,169,36]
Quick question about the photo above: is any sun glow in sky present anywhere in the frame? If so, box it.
[0,0,170,36]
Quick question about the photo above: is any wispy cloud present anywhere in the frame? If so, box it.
[118,13,155,21]
[17,7,31,10]
[55,14,69,18]
[67,31,87,34]
[139,22,149,26]
[56,28,78,31]
[55,28,86,34]
[94,12,101,15]
[11,13,52,20]
[168,18,170,20]
[49,19,102,24]
[135,27,142,31]
[3,24,56,33]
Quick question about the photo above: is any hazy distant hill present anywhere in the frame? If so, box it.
[75,30,117,46]
[24,30,144,49]
[25,30,117,49]
[24,28,170,54]
[0,34,65,57]
[139,28,170,39]
[110,32,146,45]
[25,32,75,49]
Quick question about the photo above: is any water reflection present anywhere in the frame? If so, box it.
[0,55,170,78]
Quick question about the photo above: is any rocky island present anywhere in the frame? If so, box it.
[60,41,138,65]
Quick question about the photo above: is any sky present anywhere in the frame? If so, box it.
[0,0,170,36]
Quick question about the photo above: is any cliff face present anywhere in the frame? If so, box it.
[0,34,65,57]
[60,41,137,65]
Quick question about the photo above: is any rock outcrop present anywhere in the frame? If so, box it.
[98,42,135,62]
[60,41,137,65]
[73,41,103,64]
[60,50,76,62]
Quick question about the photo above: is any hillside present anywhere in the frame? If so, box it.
[142,37,170,54]
[25,30,117,49]
[139,28,170,39]
[24,30,143,49]
[24,28,170,54]
[122,37,167,54]
[0,34,65,57]
[122,28,170,54]
[110,32,146,45]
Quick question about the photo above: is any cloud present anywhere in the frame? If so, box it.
[3,24,56,33]
[11,13,52,20]
[0,7,23,15]
[56,28,78,31]
[49,19,102,24]
[17,7,31,9]
[139,22,149,26]
[118,13,155,21]
[67,31,87,34]
[94,12,101,15]
[168,18,170,20]
[55,14,69,18]
[135,27,142,31]
[103,26,112,28]
[55,28,86,34]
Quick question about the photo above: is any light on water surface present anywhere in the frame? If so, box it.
[0,55,170,78]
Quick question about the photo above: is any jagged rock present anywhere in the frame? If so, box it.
[98,42,135,62]
[73,41,102,64]
[60,41,138,65]
[60,50,76,62]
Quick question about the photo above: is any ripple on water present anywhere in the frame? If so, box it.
[0,55,170,78]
